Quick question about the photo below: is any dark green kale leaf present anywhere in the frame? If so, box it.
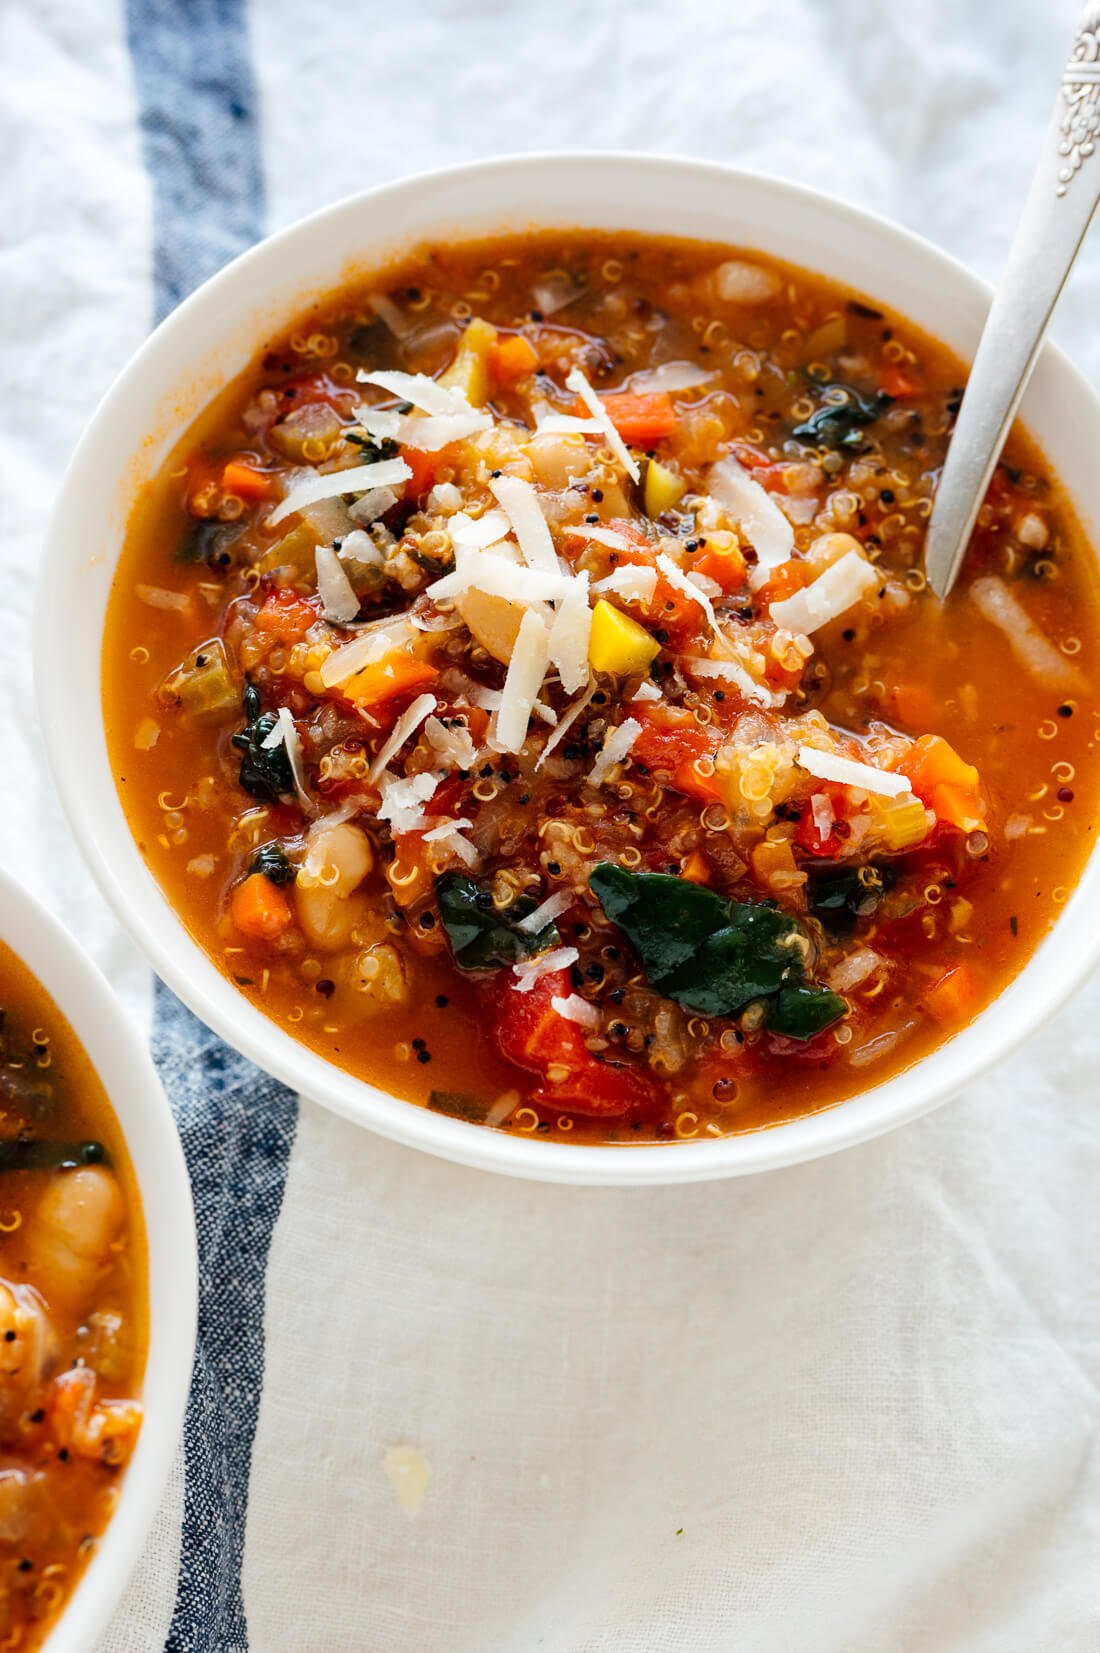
[790,384,893,451]
[806,863,896,938]
[249,841,297,885]
[230,682,294,804]
[435,874,560,971]
[175,518,245,568]
[589,864,845,1041]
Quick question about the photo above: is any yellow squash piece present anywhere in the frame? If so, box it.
[588,599,661,675]
[439,317,498,407]
[644,459,686,518]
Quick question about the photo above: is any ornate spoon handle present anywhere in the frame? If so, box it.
[924,7,1100,599]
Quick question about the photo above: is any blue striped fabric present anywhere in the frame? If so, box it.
[124,3,297,1648]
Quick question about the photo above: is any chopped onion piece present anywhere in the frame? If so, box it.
[489,475,559,573]
[135,583,190,612]
[268,459,412,527]
[367,693,437,783]
[314,543,360,624]
[495,609,550,753]
[348,487,398,526]
[769,550,877,635]
[565,366,640,482]
[518,889,574,934]
[628,360,716,394]
[536,412,604,436]
[796,745,911,798]
[588,717,641,787]
[827,948,883,992]
[368,293,414,339]
[706,456,794,584]
[532,274,584,315]
[511,947,580,993]
[551,993,600,1028]
[969,574,1083,691]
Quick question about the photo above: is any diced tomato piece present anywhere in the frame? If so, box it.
[602,522,702,641]
[880,363,917,400]
[496,970,588,1071]
[256,588,319,640]
[276,371,350,415]
[632,707,722,801]
[403,447,442,500]
[491,334,539,386]
[496,971,659,1118]
[756,561,809,608]
[796,792,844,858]
[221,459,271,501]
[573,392,677,446]
[690,541,746,594]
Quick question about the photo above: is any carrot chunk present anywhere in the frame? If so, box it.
[222,460,271,501]
[921,963,981,1025]
[896,734,985,831]
[345,651,439,711]
[231,873,293,941]
[492,334,539,385]
[573,392,677,446]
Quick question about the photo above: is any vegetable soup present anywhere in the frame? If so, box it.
[103,233,1100,1144]
[0,940,145,1645]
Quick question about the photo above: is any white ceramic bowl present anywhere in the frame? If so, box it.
[0,870,196,1648]
[35,153,1100,1186]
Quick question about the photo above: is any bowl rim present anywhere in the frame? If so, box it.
[34,149,1100,1186]
[0,868,197,1649]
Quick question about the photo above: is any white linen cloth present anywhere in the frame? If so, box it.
[3,0,1100,1646]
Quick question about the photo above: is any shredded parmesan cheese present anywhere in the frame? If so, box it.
[449,510,511,552]
[592,566,659,603]
[656,551,718,634]
[314,544,360,624]
[268,459,412,527]
[511,947,580,993]
[537,683,594,768]
[565,367,640,482]
[424,716,477,771]
[428,547,570,607]
[356,407,491,450]
[517,889,574,934]
[551,993,600,1027]
[796,745,911,798]
[547,570,592,694]
[769,550,877,635]
[706,456,794,584]
[376,770,440,832]
[679,654,781,709]
[562,524,634,553]
[489,475,560,574]
[266,706,316,814]
[348,488,399,526]
[356,370,470,415]
[319,624,408,688]
[588,717,642,786]
[495,609,550,753]
[367,693,437,784]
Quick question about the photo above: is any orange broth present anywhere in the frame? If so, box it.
[103,233,1100,1144]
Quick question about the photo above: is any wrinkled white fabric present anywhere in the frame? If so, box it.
[3,0,1100,1646]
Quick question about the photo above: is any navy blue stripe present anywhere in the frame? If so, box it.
[126,0,266,324]
[152,985,296,1651]
[124,4,294,1648]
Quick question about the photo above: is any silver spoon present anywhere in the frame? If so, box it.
[924,5,1100,599]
